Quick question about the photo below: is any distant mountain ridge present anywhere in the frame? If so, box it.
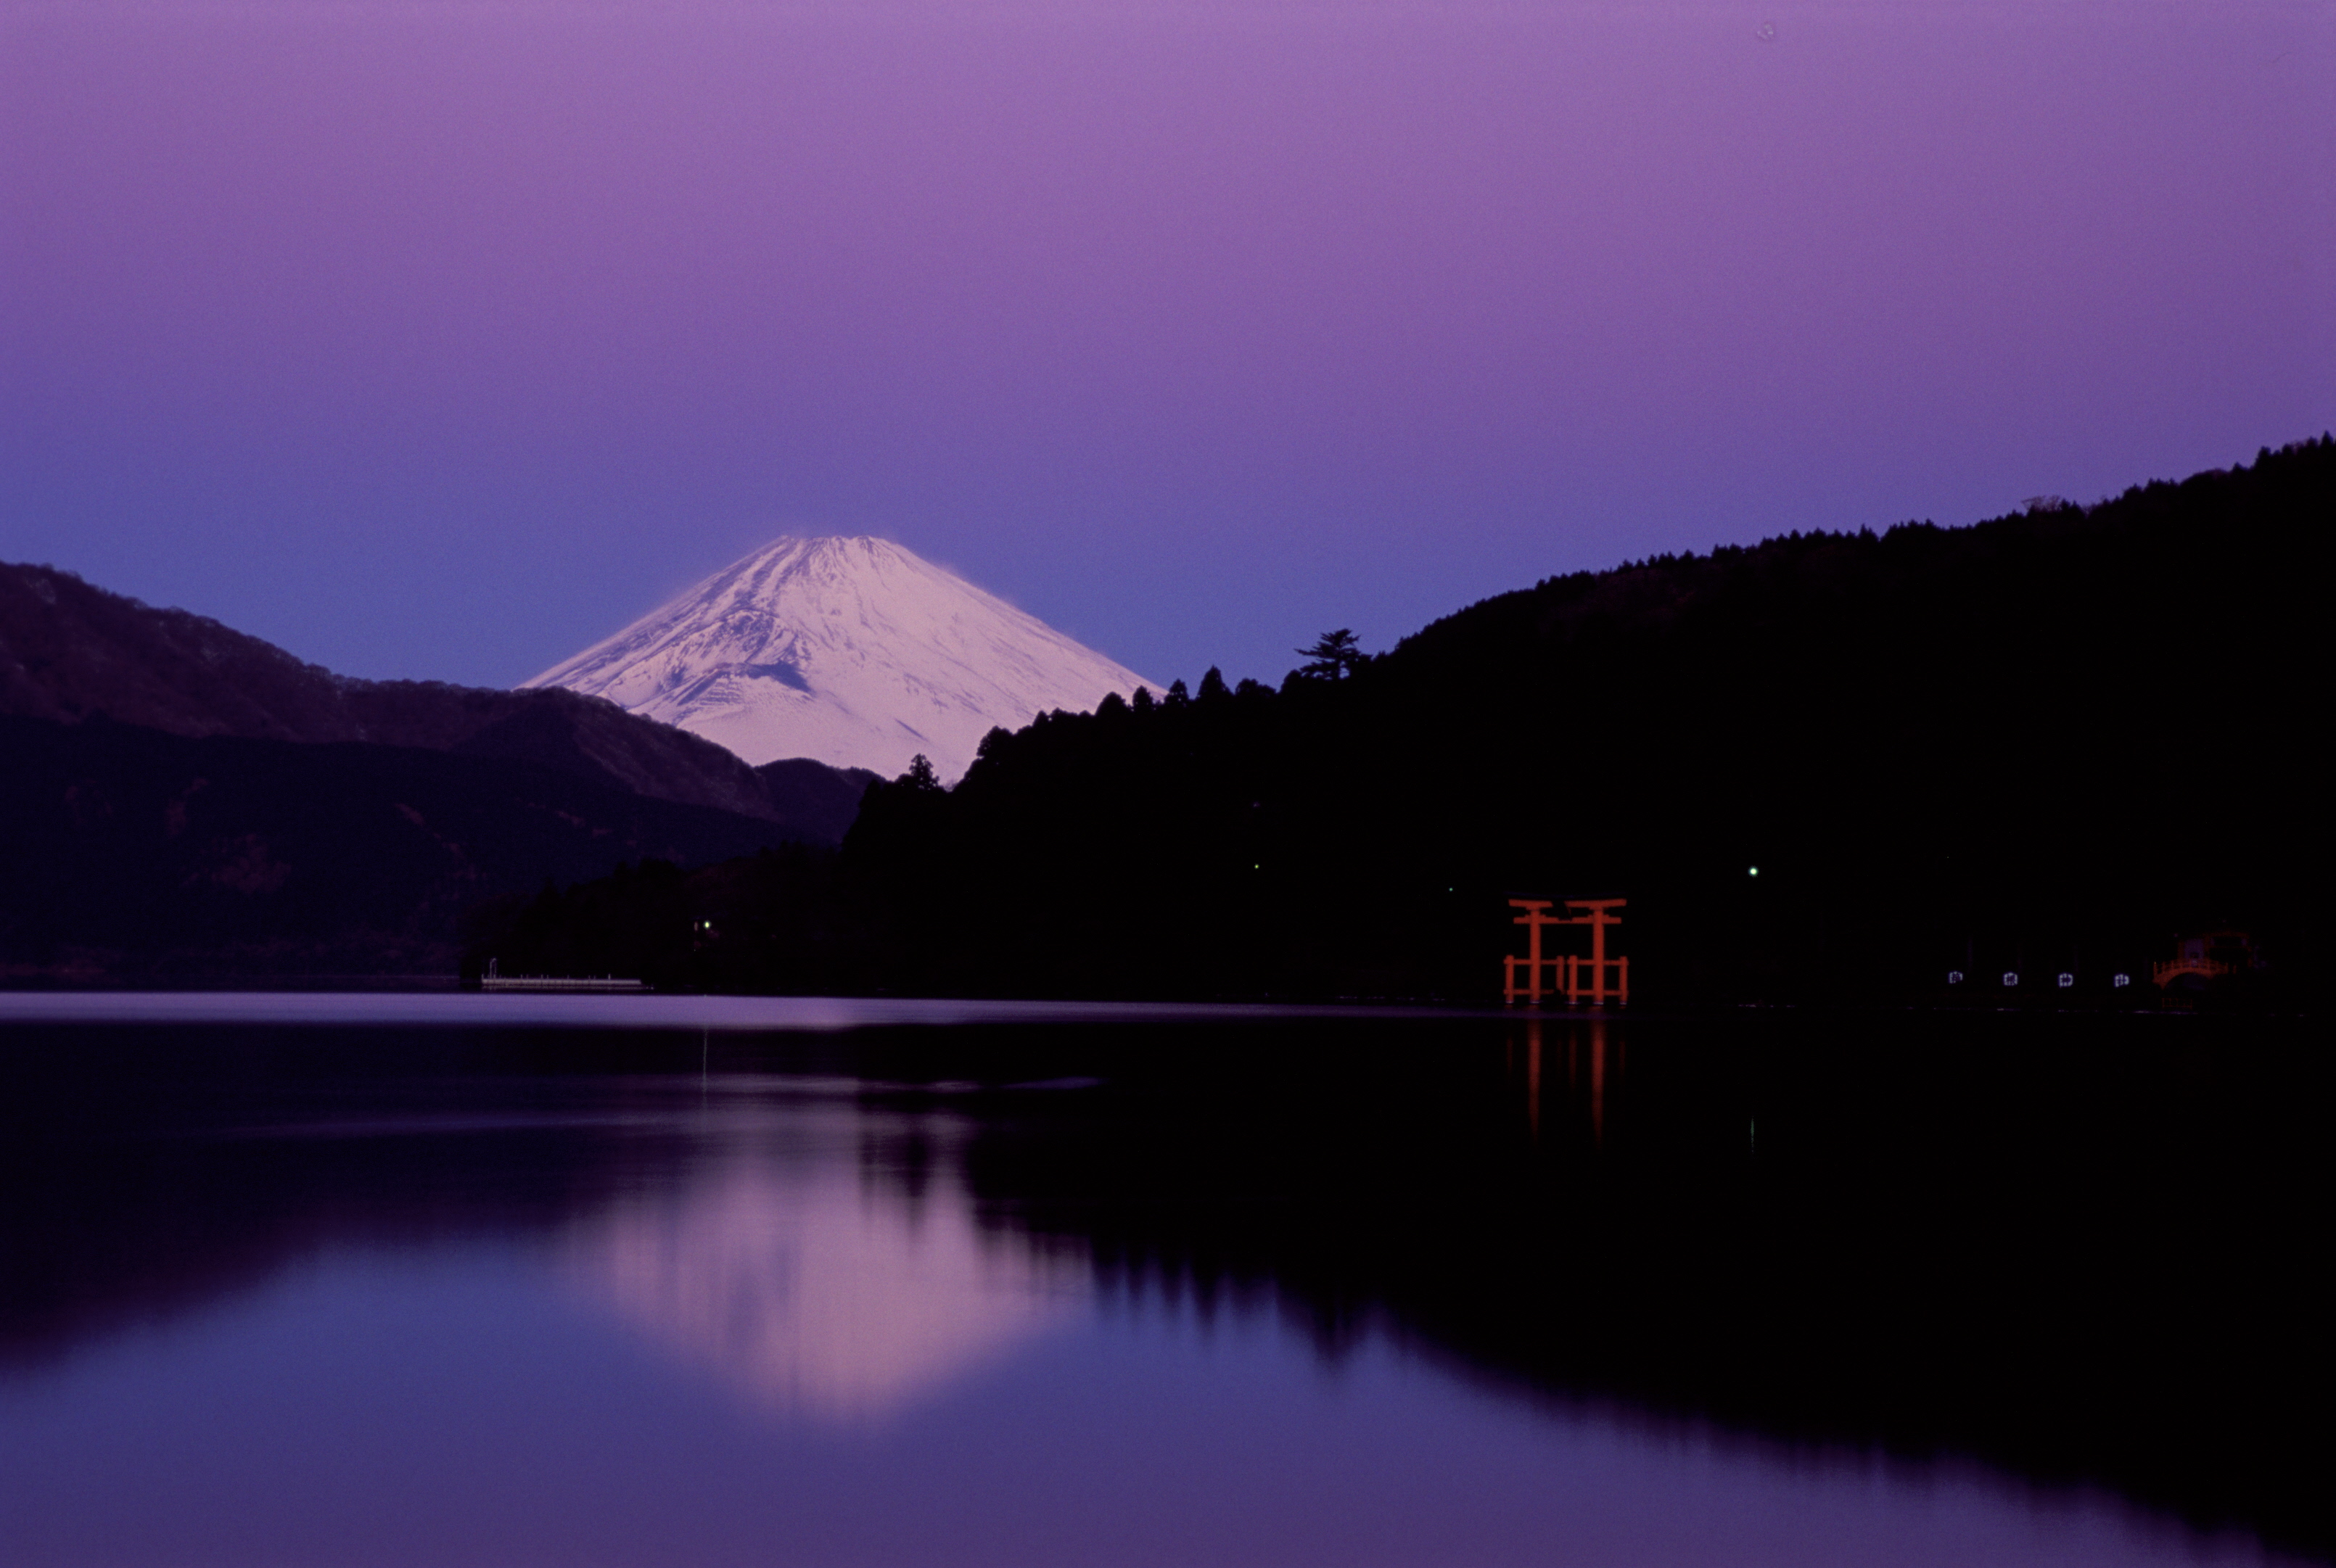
[0,561,874,838]
[0,712,796,979]
[0,560,884,978]
[524,536,1159,780]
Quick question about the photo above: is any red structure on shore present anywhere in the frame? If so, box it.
[2152,930,2262,991]
[1505,898,1629,1007]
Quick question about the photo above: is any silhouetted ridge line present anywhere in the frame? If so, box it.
[477,437,2330,1005]
[0,565,887,978]
[0,559,872,834]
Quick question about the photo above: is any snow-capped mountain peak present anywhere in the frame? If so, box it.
[521,537,1159,780]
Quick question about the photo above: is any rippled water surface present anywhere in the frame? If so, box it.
[1,1003,2324,1566]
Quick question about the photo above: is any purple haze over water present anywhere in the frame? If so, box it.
[3,0,2330,689]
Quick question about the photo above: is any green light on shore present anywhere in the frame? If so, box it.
[1748,866,1760,876]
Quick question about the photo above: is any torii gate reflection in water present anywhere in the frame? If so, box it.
[1504,898,1629,1007]
[1514,1016,1614,1145]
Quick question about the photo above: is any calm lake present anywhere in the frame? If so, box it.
[1,999,2326,1567]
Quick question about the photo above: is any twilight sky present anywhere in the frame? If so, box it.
[3,0,2330,690]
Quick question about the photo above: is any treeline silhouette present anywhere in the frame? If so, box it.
[474,437,2329,1004]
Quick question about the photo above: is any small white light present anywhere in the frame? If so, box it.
[2113,973,2130,989]
[2003,971,2019,987]
[1748,866,1759,877]
[1947,970,1964,985]
[2057,973,2074,989]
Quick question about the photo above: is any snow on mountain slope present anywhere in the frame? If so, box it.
[521,537,1159,780]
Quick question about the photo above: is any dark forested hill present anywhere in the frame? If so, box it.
[0,566,890,980]
[472,437,2330,1002]
[0,561,869,835]
[0,714,799,980]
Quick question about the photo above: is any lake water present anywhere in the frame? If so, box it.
[1,1000,2324,1566]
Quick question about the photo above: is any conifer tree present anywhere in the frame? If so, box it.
[1296,629,1365,681]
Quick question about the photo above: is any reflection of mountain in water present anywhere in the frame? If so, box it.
[568,1150,1082,1421]
[7,1019,2327,1558]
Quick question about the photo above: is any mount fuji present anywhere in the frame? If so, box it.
[522,537,1160,781]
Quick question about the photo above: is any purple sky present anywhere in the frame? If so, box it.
[4,1,2330,690]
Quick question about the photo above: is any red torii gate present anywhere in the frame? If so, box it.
[1504,897,1629,1007]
